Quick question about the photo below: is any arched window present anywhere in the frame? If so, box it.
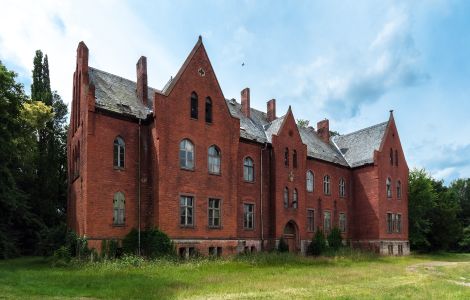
[323,175,330,195]
[205,97,212,123]
[292,189,298,208]
[113,192,125,225]
[339,178,345,197]
[306,170,314,192]
[190,92,198,119]
[243,157,254,182]
[114,136,125,168]
[284,187,289,208]
[395,150,398,166]
[179,139,194,169]
[284,147,289,167]
[386,177,392,198]
[397,180,402,199]
[293,150,298,168]
[390,148,393,165]
[208,145,221,174]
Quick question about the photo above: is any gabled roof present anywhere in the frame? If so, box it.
[332,121,388,168]
[88,67,155,118]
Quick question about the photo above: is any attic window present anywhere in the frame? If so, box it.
[288,130,293,137]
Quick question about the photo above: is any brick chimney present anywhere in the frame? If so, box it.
[317,119,330,143]
[241,87,250,118]
[267,99,276,122]
[136,56,148,106]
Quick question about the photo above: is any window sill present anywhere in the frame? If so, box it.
[180,225,195,229]
[112,224,126,228]
[114,167,125,171]
[243,228,255,231]
[243,180,255,184]
[208,226,221,230]
[209,172,221,176]
[180,167,195,172]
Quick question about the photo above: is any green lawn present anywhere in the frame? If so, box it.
[0,252,469,299]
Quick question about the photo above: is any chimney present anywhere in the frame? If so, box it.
[136,56,148,106]
[317,119,330,143]
[241,87,250,118]
[267,99,276,122]
[77,41,89,74]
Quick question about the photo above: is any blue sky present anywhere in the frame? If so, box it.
[1,0,469,184]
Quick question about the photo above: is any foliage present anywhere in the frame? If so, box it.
[307,229,327,256]
[327,227,343,251]
[123,228,175,258]
[277,237,289,252]
[408,168,465,252]
[296,119,310,128]
[459,225,470,252]
[329,130,340,137]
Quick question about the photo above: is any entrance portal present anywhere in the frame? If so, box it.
[283,221,299,253]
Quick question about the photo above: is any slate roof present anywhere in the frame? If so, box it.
[331,122,388,168]
[88,66,387,169]
[88,67,156,118]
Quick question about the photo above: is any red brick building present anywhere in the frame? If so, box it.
[67,37,409,256]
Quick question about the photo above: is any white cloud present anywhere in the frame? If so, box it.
[0,0,176,108]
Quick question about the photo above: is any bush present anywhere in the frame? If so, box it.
[277,237,289,252]
[123,228,175,258]
[307,229,326,256]
[52,246,71,267]
[327,227,343,251]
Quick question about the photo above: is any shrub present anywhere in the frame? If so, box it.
[123,228,175,258]
[52,246,71,267]
[327,227,343,251]
[277,237,289,252]
[307,229,326,256]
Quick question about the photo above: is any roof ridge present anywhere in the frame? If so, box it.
[224,98,268,117]
[89,66,161,93]
[335,120,388,138]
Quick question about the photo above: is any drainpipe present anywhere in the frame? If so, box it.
[260,142,267,251]
[138,118,142,256]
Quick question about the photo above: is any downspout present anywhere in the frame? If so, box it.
[260,142,267,250]
[138,118,142,256]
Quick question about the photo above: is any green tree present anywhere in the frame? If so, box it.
[307,229,326,256]
[327,227,343,251]
[408,169,435,251]
[297,119,309,128]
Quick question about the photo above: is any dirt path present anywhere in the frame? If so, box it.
[407,261,470,287]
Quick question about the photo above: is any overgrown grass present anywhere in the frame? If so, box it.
[0,251,469,299]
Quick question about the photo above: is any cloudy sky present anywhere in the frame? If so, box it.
[1,0,469,184]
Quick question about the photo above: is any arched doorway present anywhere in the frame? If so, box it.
[283,221,299,253]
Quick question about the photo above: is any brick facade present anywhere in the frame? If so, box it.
[67,38,409,256]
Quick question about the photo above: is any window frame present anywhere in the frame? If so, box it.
[243,156,254,182]
[306,170,314,192]
[339,177,346,198]
[208,145,221,175]
[339,212,346,233]
[179,139,195,170]
[397,180,402,199]
[113,192,125,226]
[243,202,255,230]
[284,147,289,167]
[180,194,195,227]
[396,213,402,233]
[208,198,221,228]
[323,175,331,195]
[284,187,289,208]
[293,149,298,168]
[205,97,213,123]
[387,212,393,233]
[292,188,298,208]
[113,136,125,169]
[324,211,331,233]
[307,209,315,232]
[386,177,392,198]
[190,92,198,119]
